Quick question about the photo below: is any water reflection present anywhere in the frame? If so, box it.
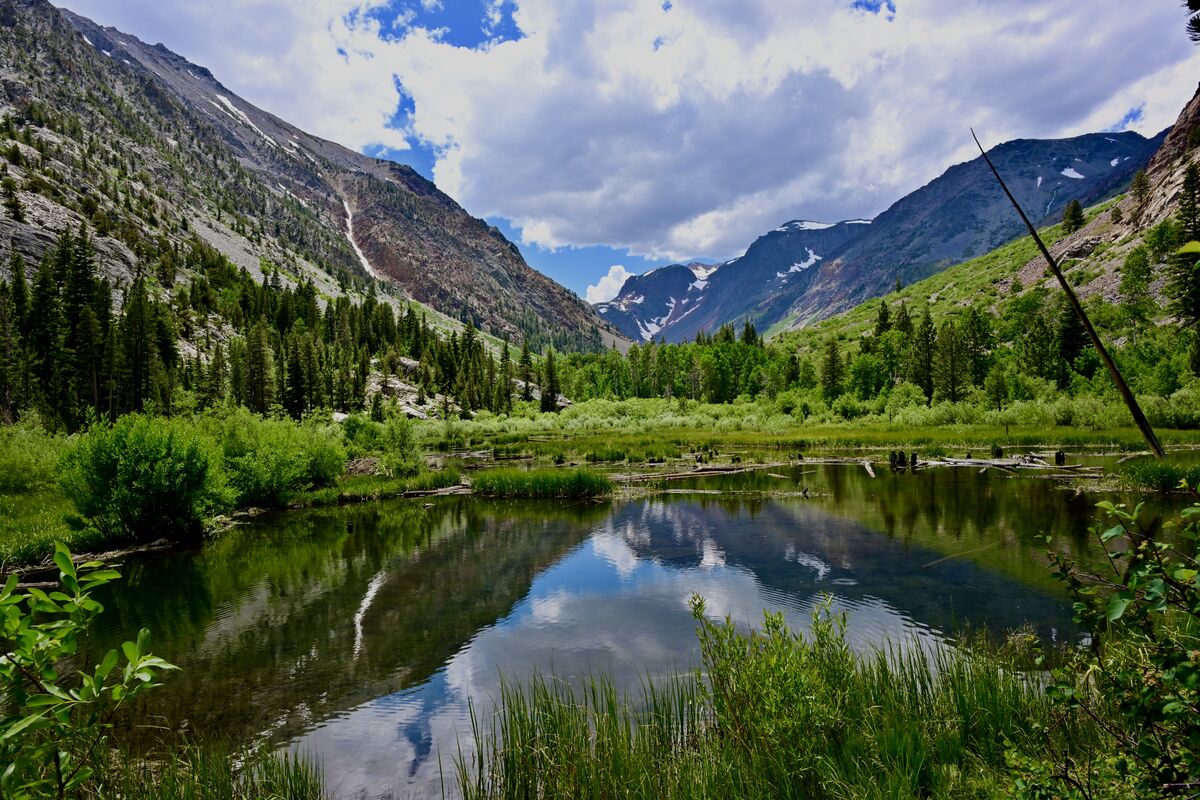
[85,465,1161,798]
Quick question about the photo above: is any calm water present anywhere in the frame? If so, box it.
[85,464,1166,798]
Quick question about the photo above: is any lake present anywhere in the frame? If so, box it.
[86,463,1163,798]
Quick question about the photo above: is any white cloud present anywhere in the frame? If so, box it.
[62,0,1200,265]
[585,264,633,303]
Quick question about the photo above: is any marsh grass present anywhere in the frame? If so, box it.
[470,468,613,498]
[458,602,1101,800]
[299,467,462,506]
[94,746,323,800]
[1119,455,1200,492]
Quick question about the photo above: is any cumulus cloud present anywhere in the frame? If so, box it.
[63,0,1200,265]
[585,264,634,303]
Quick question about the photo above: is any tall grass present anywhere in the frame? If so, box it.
[93,746,323,800]
[1119,455,1200,492]
[458,601,1100,799]
[471,468,613,498]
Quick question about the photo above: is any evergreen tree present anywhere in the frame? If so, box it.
[244,318,276,414]
[1131,169,1151,207]
[873,301,892,337]
[907,308,936,402]
[498,339,513,414]
[1057,297,1089,384]
[894,301,914,336]
[283,333,308,419]
[740,320,759,346]
[0,282,16,423]
[117,278,156,414]
[518,339,533,402]
[1018,313,1062,382]
[1119,245,1155,335]
[820,338,842,403]
[1,176,22,223]
[540,349,560,413]
[1061,199,1084,234]
[933,319,967,402]
[984,364,1009,411]
[1178,164,1200,243]
[28,254,64,422]
[962,307,994,386]
[8,252,27,337]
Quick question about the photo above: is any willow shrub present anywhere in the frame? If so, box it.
[214,409,345,508]
[61,414,230,542]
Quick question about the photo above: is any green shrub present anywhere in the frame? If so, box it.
[218,410,346,507]
[471,468,612,498]
[342,412,385,458]
[0,423,70,493]
[61,415,229,542]
[380,416,422,478]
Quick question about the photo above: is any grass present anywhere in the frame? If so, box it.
[92,745,322,800]
[470,468,614,498]
[1119,455,1200,492]
[298,467,462,506]
[458,601,1100,800]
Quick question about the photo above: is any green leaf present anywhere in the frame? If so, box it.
[96,648,119,680]
[1106,593,1133,622]
[1100,525,1125,543]
[1177,240,1200,254]
[52,544,75,582]
[0,711,45,740]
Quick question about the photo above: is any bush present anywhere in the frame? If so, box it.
[61,414,229,542]
[218,410,345,507]
[0,422,70,493]
[380,416,422,478]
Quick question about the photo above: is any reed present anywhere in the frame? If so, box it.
[471,468,613,498]
[457,602,1103,800]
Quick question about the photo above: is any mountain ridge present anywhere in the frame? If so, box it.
[596,128,1166,343]
[0,0,618,351]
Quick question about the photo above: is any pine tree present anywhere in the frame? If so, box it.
[117,278,156,414]
[244,318,276,414]
[933,319,967,402]
[873,301,892,337]
[907,308,936,402]
[984,364,1008,411]
[894,301,914,336]
[28,254,64,422]
[498,339,513,414]
[283,333,308,419]
[1177,164,1200,243]
[1061,199,1084,234]
[962,306,993,386]
[8,252,27,338]
[0,281,16,423]
[1119,245,1155,335]
[1130,169,1151,221]
[540,349,559,413]
[2,176,23,223]
[820,338,842,403]
[518,339,533,402]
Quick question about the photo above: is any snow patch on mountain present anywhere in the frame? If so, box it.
[213,95,278,149]
[1060,167,1085,179]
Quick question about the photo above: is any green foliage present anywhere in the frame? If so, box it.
[216,409,345,508]
[460,599,1065,799]
[0,422,70,493]
[1061,199,1085,234]
[471,468,612,498]
[1015,498,1200,797]
[0,544,176,798]
[380,415,421,478]
[1119,457,1200,493]
[60,414,229,542]
[96,746,323,800]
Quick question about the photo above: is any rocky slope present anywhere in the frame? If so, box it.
[0,0,613,351]
[598,130,1165,343]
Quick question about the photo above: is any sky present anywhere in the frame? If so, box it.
[62,0,1200,302]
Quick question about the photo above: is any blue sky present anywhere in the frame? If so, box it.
[63,0,1200,301]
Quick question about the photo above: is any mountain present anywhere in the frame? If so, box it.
[597,130,1165,343]
[0,0,614,350]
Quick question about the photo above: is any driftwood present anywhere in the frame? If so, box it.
[613,464,785,484]
[862,460,876,478]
